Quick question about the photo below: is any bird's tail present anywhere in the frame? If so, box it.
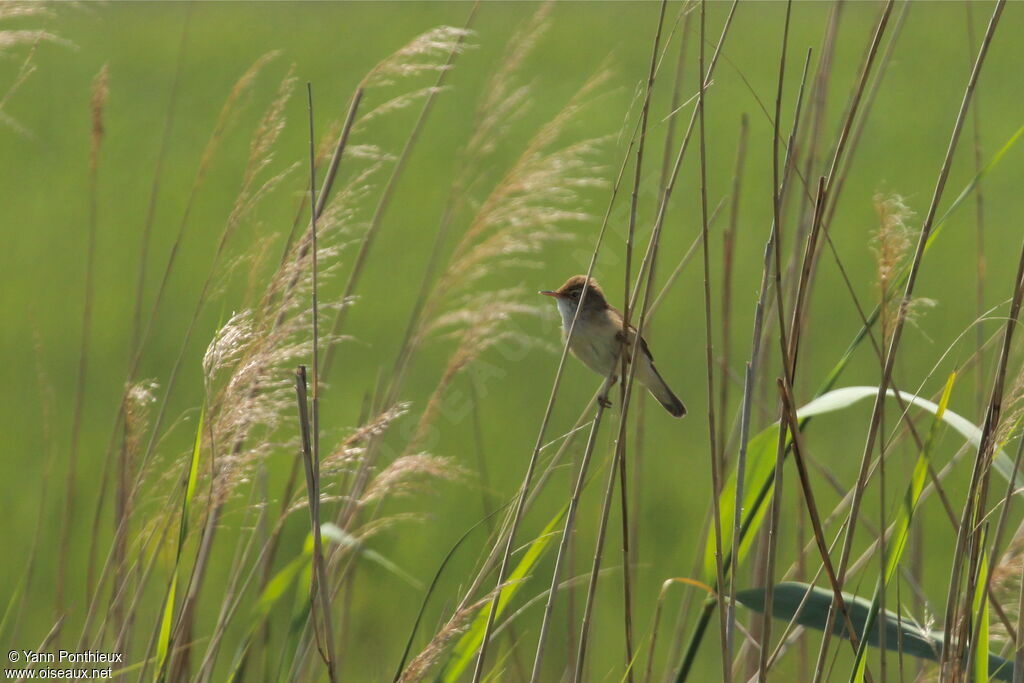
[642,365,686,418]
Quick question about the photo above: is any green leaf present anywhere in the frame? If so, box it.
[154,405,205,682]
[886,374,955,583]
[254,553,309,619]
[799,386,1023,492]
[704,425,780,584]
[974,527,991,683]
[736,582,1014,681]
[320,522,423,589]
[710,384,1024,590]
[153,577,176,681]
[184,406,204,508]
[442,509,565,683]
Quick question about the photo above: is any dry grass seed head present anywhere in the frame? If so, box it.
[322,402,411,476]
[357,85,450,130]
[402,73,609,452]
[407,291,546,453]
[439,75,611,305]
[461,2,552,167]
[0,27,62,52]
[398,592,497,682]
[992,524,1024,643]
[871,193,938,339]
[361,453,464,505]
[0,2,54,22]
[987,362,1024,457]
[123,380,158,462]
[872,192,915,296]
[363,26,472,89]
[195,62,416,503]
[89,64,109,155]
[196,51,282,176]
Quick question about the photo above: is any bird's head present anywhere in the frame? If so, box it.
[539,275,609,313]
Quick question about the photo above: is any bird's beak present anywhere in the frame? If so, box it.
[539,290,560,298]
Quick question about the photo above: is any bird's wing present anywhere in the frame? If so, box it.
[616,323,656,363]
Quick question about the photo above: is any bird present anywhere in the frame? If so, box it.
[540,275,686,418]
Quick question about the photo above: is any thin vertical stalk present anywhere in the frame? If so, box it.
[295,367,337,681]
[978,394,1024,674]
[758,3,794,678]
[91,12,192,614]
[956,236,1024,674]
[305,83,336,681]
[777,379,863,652]
[677,41,812,683]
[718,113,747,460]
[574,421,632,682]
[471,96,636,683]
[58,64,108,617]
[553,2,742,673]
[965,1,988,415]
[619,3,668,677]
[693,0,729,677]
[822,0,1003,673]
[531,374,615,682]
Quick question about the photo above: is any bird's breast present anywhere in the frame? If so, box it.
[562,313,621,376]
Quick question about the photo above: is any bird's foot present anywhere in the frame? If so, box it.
[598,395,614,410]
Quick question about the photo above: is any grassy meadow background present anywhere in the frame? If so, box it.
[2,1,1024,680]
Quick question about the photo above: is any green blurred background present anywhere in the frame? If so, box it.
[2,1,1023,679]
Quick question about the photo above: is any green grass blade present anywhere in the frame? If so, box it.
[255,553,310,619]
[227,522,352,682]
[154,405,205,682]
[0,573,25,641]
[320,522,423,589]
[705,424,780,584]
[153,576,177,680]
[885,374,955,583]
[183,406,204,511]
[974,525,990,683]
[736,582,1014,681]
[442,508,565,683]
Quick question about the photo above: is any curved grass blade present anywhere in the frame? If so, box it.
[0,573,25,642]
[321,522,423,590]
[154,405,204,682]
[736,582,1014,681]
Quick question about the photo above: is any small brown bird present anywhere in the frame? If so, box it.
[540,275,686,418]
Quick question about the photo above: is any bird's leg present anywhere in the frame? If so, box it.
[598,374,618,409]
